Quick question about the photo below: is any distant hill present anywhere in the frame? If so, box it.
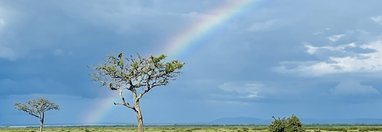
[3,118,382,127]
[210,117,382,125]
[210,117,269,125]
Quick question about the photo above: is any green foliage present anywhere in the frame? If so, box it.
[92,52,184,98]
[269,115,304,132]
[285,115,303,132]
[269,117,287,132]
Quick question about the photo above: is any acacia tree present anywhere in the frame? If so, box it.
[15,98,59,132]
[92,52,184,132]
[269,115,304,132]
[285,115,303,132]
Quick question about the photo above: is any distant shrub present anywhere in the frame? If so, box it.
[269,117,287,132]
[285,115,304,132]
[323,128,346,132]
[358,127,382,132]
[268,114,304,132]
[238,128,249,132]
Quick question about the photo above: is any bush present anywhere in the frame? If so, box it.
[285,115,303,132]
[268,114,304,132]
[269,116,287,132]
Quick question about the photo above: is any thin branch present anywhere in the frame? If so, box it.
[113,102,134,109]
[114,90,134,109]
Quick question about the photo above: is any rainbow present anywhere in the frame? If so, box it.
[163,0,258,57]
[82,96,116,124]
[83,0,259,123]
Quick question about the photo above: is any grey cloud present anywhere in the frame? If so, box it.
[331,80,379,96]
[3,0,382,125]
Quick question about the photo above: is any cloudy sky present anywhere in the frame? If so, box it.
[2,0,382,125]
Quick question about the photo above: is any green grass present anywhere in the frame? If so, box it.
[1,125,382,132]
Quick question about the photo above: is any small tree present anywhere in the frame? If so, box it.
[269,116,287,132]
[285,114,304,132]
[92,52,184,132]
[15,98,59,132]
[269,115,304,132]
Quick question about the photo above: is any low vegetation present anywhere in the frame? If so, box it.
[268,115,303,132]
[4,115,382,132]
[1,125,382,132]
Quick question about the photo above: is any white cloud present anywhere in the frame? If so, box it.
[277,40,382,76]
[331,81,379,96]
[0,45,16,60]
[328,34,345,42]
[219,82,263,99]
[304,43,356,55]
[305,44,319,55]
[371,16,382,25]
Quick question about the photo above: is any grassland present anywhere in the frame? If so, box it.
[1,125,382,132]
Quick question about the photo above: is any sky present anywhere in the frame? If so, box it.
[2,0,382,125]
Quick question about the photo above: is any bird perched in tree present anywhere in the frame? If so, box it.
[109,83,117,90]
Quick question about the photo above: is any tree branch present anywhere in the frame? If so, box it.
[114,90,134,109]
[26,110,39,118]
[136,88,150,103]
[113,102,134,109]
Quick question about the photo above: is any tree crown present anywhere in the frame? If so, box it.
[269,115,304,132]
[15,98,59,118]
[92,52,184,100]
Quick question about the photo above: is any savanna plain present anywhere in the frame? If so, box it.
[2,125,382,132]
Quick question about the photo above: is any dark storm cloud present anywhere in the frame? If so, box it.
[2,0,382,125]
[0,0,194,97]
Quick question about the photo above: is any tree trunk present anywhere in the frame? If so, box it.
[39,121,43,132]
[134,103,144,132]
[39,112,44,132]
